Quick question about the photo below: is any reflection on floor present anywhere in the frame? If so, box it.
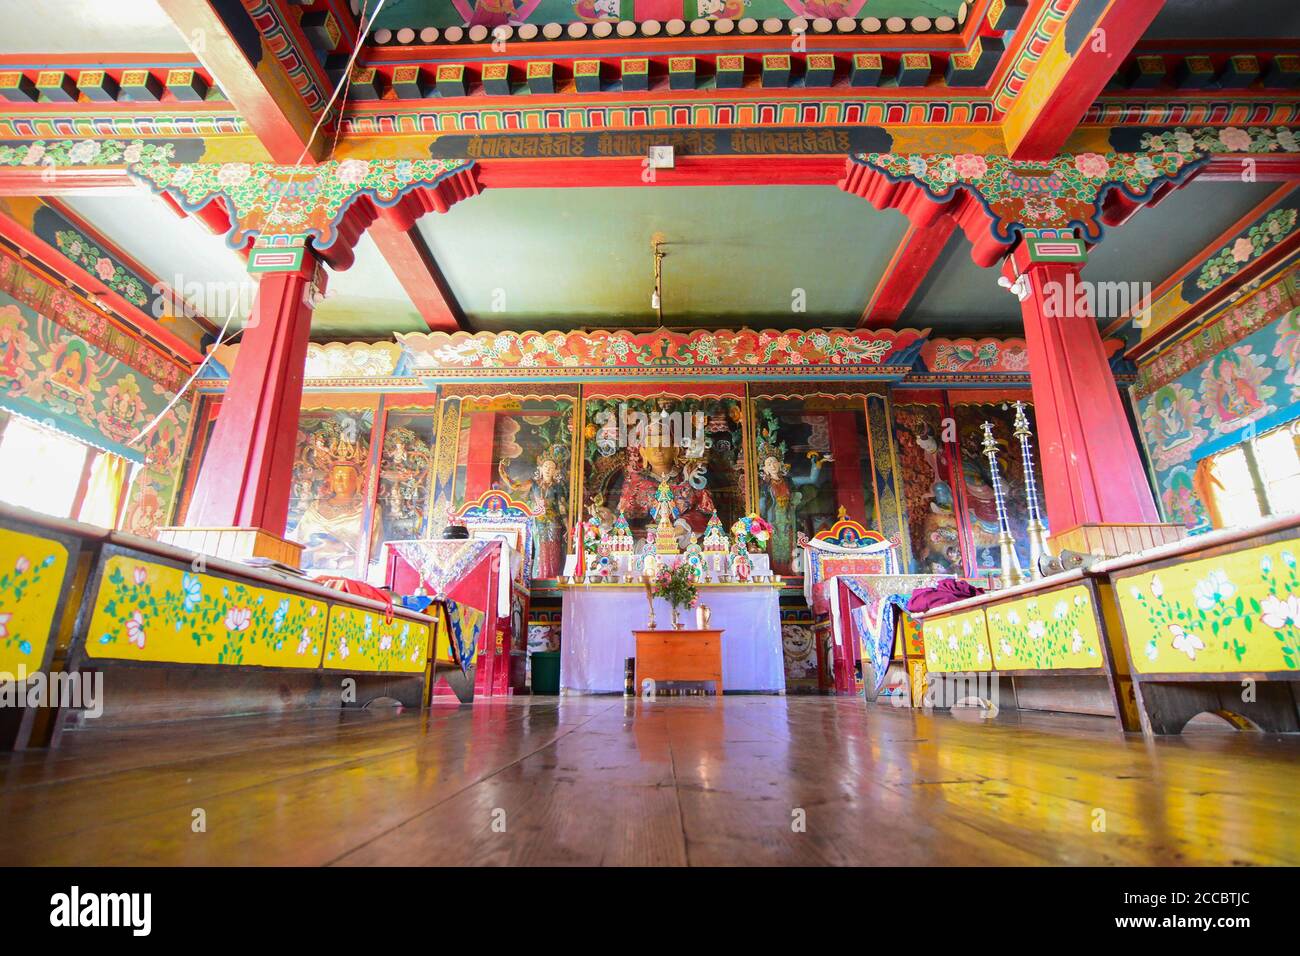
[2,696,1297,866]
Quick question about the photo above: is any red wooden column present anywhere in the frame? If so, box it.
[168,249,327,567]
[1004,237,1185,557]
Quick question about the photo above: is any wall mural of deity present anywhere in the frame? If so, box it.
[583,394,744,545]
[488,405,573,581]
[367,407,437,574]
[0,286,192,539]
[1133,276,1300,531]
[953,400,1043,574]
[750,396,875,575]
[892,400,964,575]
[286,406,375,575]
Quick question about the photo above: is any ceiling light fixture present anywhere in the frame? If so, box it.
[650,234,666,321]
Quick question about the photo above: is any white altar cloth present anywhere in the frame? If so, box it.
[560,584,785,693]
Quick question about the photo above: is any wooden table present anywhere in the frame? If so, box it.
[633,628,724,695]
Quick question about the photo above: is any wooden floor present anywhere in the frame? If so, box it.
[2,696,1298,866]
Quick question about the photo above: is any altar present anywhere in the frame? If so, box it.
[560,583,785,694]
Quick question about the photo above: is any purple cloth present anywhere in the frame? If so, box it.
[906,578,985,614]
[560,585,785,693]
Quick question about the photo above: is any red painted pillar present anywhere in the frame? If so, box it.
[1004,238,1166,554]
[187,252,325,538]
[464,411,496,499]
[827,411,868,524]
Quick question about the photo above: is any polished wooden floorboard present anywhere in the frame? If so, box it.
[2,696,1298,866]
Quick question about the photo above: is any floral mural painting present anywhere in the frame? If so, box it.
[1195,208,1298,293]
[0,139,175,168]
[85,556,329,667]
[398,327,926,376]
[52,230,149,308]
[1116,541,1299,673]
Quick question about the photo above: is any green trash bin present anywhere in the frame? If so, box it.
[531,650,561,695]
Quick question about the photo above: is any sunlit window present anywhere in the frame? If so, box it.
[0,416,89,518]
[1205,420,1300,528]
[1256,423,1300,517]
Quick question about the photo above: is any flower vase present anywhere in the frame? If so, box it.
[670,605,683,630]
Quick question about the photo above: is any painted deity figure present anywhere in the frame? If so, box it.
[1211,353,1264,426]
[297,462,367,570]
[616,416,716,536]
[1155,391,1194,449]
[730,541,753,582]
[758,448,831,575]
[496,448,567,579]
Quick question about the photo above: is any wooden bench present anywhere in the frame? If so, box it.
[1089,513,1300,736]
[912,513,1300,736]
[0,505,437,747]
[914,568,1134,729]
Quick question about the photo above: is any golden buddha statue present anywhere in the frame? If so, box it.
[616,416,716,540]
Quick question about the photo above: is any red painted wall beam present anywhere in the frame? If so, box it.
[859,216,957,328]
[839,158,1008,267]
[368,219,464,332]
[0,210,202,365]
[155,0,327,164]
[475,155,844,189]
[1007,0,1165,160]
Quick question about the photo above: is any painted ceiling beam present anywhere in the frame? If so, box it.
[1003,0,1165,160]
[0,206,203,365]
[367,219,464,333]
[858,216,957,329]
[155,0,330,164]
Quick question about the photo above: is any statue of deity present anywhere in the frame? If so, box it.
[616,416,716,538]
[652,478,680,554]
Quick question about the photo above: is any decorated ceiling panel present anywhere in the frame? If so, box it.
[900,179,1292,335]
[416,184,912,332]
[371,0,966,30]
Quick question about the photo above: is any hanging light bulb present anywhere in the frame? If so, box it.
[650,234,665,322]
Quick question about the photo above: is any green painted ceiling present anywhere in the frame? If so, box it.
[0,0,189,55]
[898,179,1286,335]
[60,189,422,342]
[373,0,963,31]
[416,185,911,332]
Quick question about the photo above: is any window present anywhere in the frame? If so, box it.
[0,416,89,518]
[1204,420,1300,528]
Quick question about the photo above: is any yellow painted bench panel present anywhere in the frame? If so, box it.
[922,607,991,673]
[987,584,1104,671]
[1116,539,1300,675]
[85,555,328,667]
[323,605,430,673]
[0,526,68,675]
